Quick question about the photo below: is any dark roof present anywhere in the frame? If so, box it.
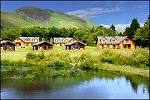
[97,36,128,44]
[65,40,85,46]
[33,41,53,46]
[0,40,15,45]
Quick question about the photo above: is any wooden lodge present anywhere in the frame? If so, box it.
[65,40,85,50]
[13,37,39,48]
[33,41,53,50]
[0,40,15,51]
[97,36,136,49]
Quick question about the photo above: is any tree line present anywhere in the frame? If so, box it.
[1,16,149,47]
[1,25,119,46]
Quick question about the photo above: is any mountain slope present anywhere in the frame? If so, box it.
[1,6,93,28]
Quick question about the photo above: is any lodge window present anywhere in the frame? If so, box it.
[110,38,116,42]
[62,39,64,42]
[55,39,58,42]
[26,38,30,42]
[101,38,106,44]
[16,38,19,41]
[32,38,36,41]
[124,38,131,44]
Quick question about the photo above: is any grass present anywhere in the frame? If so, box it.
[1,46,149,79]
[99,64,149,79]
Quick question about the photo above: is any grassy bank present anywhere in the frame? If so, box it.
[1,46,149,79]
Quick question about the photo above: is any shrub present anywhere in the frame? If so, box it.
[56,52,71,63]
[79,54,99,71]
[38,52,45,59]
[129,49,149,67]
[116,49,149,68]
[117,54,132,65]
[26,52,45,61]
[7,67,20,76]
[72,56,80,63]
[24,74,36,79]
[48,59,70,70]
[100,50,120,64]
[26,52,36,60]
[80,62,99,71]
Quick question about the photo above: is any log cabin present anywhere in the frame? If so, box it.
[33,41,53,50]
[65,40,85,50]
[0,40,15,51]
[13,37,39,48]
[97,36,136,49]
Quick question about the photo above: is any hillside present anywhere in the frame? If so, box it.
[1,6,93,28]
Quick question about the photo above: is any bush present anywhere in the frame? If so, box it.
[26,52,45,61]
[117,54,132,65]
[79,53,99,71]
[26,52,36,60]
[129,49,149,67]
[116,49,149,68]
[100,50,120,64]
[48,59,70,70]
[56,52,71,63]
[38,52,45,59]
[72,56,80,63]
[80,62,99,71]
[135,49,148,64]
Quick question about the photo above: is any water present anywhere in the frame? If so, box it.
[1,72,149,99]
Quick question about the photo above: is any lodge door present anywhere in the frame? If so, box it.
[35,46,38,50]
[43,46,46,50]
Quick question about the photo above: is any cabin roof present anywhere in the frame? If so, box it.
[0,40,15,45]
[33,41,53,46]
[53,37,74,43]
[97,36,128,44]
[65,40,85,46]
[17,37,39,43]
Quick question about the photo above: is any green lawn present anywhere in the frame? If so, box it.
[1,46,149,79]
[1,46,137,61]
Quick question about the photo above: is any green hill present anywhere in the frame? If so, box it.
[1,6,93,28]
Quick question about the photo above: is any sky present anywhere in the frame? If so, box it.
[1,1,149,32]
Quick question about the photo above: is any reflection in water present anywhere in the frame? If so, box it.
[18,80,50,93]
[125,75,149,94]
[1,72,149,99]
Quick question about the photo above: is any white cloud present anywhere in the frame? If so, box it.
[101,23,144,32]
[66,6,146,32]
[66,7,122,18]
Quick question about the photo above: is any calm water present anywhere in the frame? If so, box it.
[1,72,149,99]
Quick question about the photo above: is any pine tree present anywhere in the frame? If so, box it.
[124,18,140,38]
[144,15,150,25]
[110,24,116,31]
[129,18,140,38]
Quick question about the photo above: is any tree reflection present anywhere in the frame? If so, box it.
[125,75,149,94]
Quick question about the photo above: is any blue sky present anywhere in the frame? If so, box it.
[1,1,149,32]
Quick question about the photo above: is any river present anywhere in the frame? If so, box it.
[1,72,149,99]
